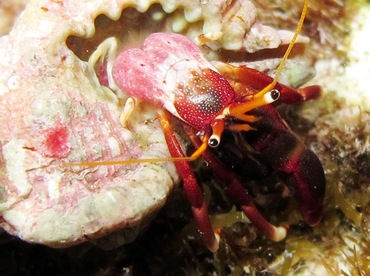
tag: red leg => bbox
[157,110,219,252]
[185,126,287,242]
[214,62,321,103]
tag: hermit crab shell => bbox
[0,0,180,247]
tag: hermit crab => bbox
[0,0,325,253]
[71,1,326,251]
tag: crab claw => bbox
[245,105,326,226]
[282,145,326,226]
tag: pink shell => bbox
[0,1,178,247]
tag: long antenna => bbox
[64,156,194,167]
[254,0,309,98]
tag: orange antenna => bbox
[65,111,207,167]
[254,0,309,98]
[64,156,194,167]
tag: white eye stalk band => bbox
[208,135,220,148]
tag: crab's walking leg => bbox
[157,110,219,252]
[185,126,287,242]
[213,62,322,104]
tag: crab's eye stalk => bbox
[208,119,225,148]
[208,135,220,148]
[265,89,280,103]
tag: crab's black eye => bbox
[269,89,280,101]
[208,136,220,148]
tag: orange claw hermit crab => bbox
[74,0,326,251]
